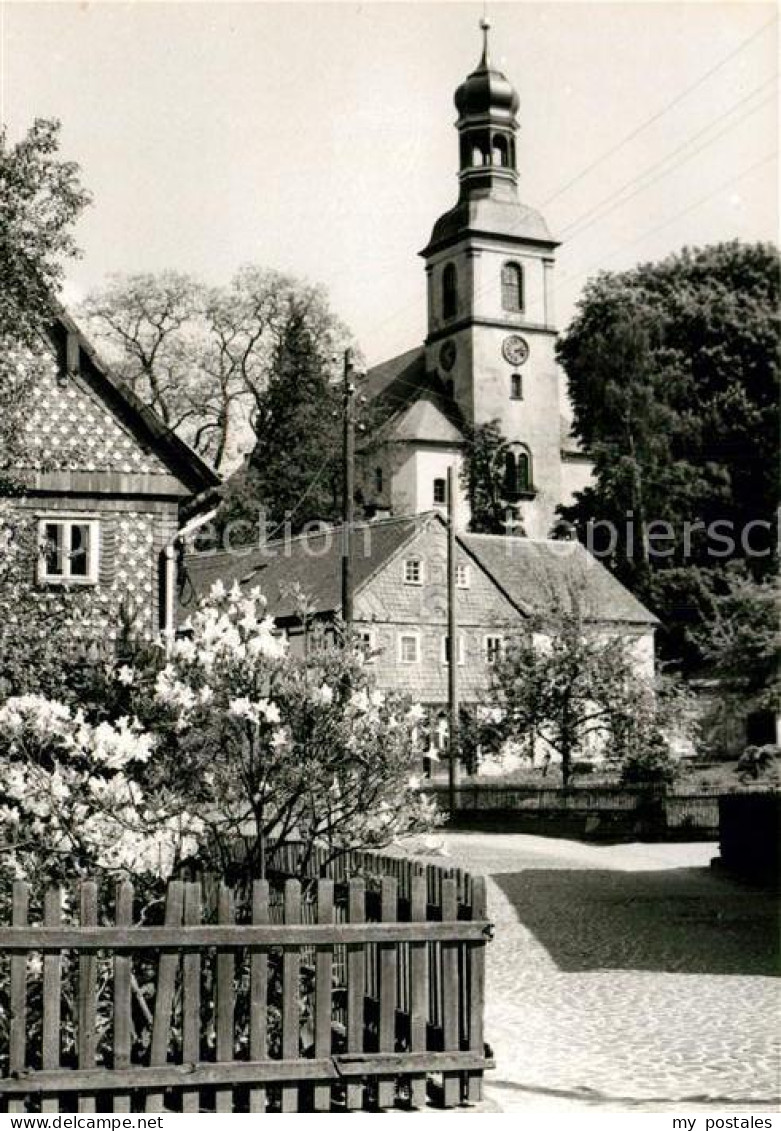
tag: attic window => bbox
[404,558,424,585]
[456,563,470,589]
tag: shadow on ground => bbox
[493,866,779,976]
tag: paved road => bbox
[436,833,780,1114]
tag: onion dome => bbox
[454,19,520,122]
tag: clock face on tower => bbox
[502,334,529,366]
[439,339,457,372]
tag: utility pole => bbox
[446,464,459,817]
[341,347,356,630]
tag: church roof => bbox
[363,346,427,412]
[423,190,557,257]
[362,346,467,448]
[389,396,465,445]
[460,534,658,625]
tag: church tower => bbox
[420,20,566,537]
[361,21,591,535]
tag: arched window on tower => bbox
[492,134,509,167]
[502,444,533,500]
[501,261,524,313]
[442,263,458,320]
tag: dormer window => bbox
[404,558,424,585]
[442,263,458,320]
[501,261,524,313]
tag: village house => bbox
[8,311,220,638]
[178,511,658,757]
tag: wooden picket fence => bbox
[0,868,492,1113]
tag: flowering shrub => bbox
[121,580,441,877]
[0,578,439,887]
[0,693,203,885]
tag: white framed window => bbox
[403,558,424,586]
[455,563,471,589]
[398,632,421,664]
[441,634,466,666]
[38,517,99,585]
[484,635,505,664]
[356,629,377,662]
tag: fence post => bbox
[466,874,487,1103]
[8,882,29,1115]
[78,881,98,1113]
[377,876,398,1110]
[409,871,429,1109]
[281,879,302,1112]
[146,880,185,1113]
[113,880,134,1113]
[441,878,461,1108]
[249,879,270,1114]
[314,879,334,1111]
[182,883,202,1113]
[42,887,62,1113]
[346,877,366,1110]
[215,883,236,1112]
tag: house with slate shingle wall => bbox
[179,512,657,709]
[8,312,219,638]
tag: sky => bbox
[1,0,778,366]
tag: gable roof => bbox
[178,513,428,622]
[179,510,657,628]
[52,310,221,496]
[460,534,658,625]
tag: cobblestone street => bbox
[438,833,780,1114]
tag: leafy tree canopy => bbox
[479,605,687,787]
[0,119,90,484]
[81,266,352,476]
[556,241,779,669]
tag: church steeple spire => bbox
[479,15,491,68]
[454,20,520,200]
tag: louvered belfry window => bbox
[501,261,524,312]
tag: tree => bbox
[0,118,90,486]
[557,241,780,668]
[479,607,679,786]
[220,302,345,535]
[460,420,509,534]
[693,564,780,730]
[81,266,351,474]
